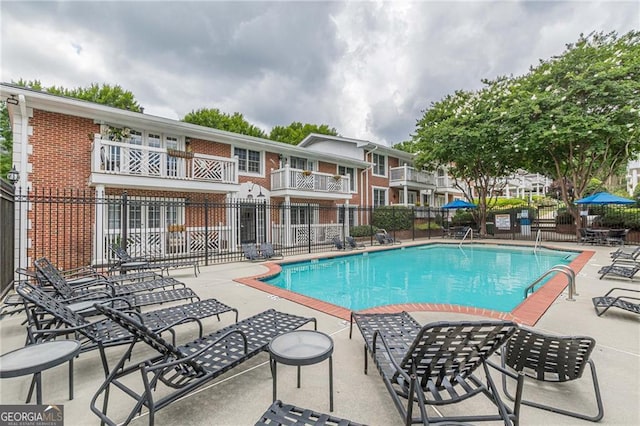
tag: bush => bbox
[555,210,575,225]
[349,225,379,237]
[415,222,443,231]
[451,211,476,226]
[371,206,413,231]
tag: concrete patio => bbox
[0,240,638,425]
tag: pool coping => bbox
[234,242,595,326]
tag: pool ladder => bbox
[458,227,473,248]
[524,264,577,301]
[533,229,542,253]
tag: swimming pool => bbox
[262,244,578,312]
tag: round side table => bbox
[268,330,334,412]
[0,340,82,404]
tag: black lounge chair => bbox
[90,306,316,426]
[493,327,603,422]
[375,229,400,245]
[345,236,365,249]
[34,258,197,309]
[260,242,284,259]
[255,400,364,426]
[332,236,346,250]
[350,311,521,425]
[243,243,267,261]
[579,228,600,245]
[33,257,160,285]
[110,244,200,277]
[15,281,237,379]
[597,263,640,280]
[610,246,640,263]
[592,287,640,317]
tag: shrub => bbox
[371,206,413,231]
[555,210,575,225]
[349,225,379,237]
[415,222,443,230]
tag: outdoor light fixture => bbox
[247,182,265,199]
[7,165,19,184]
[6,95,18,106]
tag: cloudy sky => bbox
[1,1,638,145]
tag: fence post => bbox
[204,199,209,266]
[307,203,312,254]
[121,192,128,251]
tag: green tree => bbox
[182,108,267,138]
[412,78,523,235]
[506,30,640,232]
[392,140,419,153]
[1,80,143,178]
[269,122,338,145]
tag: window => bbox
[372,153,386,176]
[290,156,314,171]
[165,136,179,177]
[399,191,418,204]
[338,166,356,192]
[235,147,261,174]
[373,188,387,207]
[338,205,357,227]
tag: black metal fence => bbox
[1,180,15,292]
[8,188,640,273]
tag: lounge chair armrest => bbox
[486,357,520,380]
[60,290,115,303]
[155,316,204,338]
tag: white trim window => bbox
[290,156,314,171]
[234,147,262,174]
[338,204,358,227]
[373,187,387,207]
[337,166,356,192]
[372,153,386,177]
[399,191,418,205]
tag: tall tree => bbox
[1,80,143,178]
[182,108,267,138]
[506,30,640,231]
[412,78,522,235]
[269,122,338,145]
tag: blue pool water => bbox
[262,244,578,312]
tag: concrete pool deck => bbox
[0,239,638,425]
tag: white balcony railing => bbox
[270,166,351,194]
[93,137,237,183]
[390,165,436,186]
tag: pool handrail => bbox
[525,264,577,301]
[534,229,542,253]
[458,227,473,248]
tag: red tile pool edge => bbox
[234,247,594,326]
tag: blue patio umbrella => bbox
[574,191,634,205]
[441,199,477,209]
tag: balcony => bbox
[90,136,239,192]
[389,165,436,190]
[270,166,352,200]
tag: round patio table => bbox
[268,330,334,411]
[0,340,81,404]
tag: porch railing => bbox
[92,136,237,183]
[270,166,351,194]
[390,166,435,186]
[272,223,344,246]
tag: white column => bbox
[93,185,106,265]
[284,195,292,246]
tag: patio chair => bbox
[579,228,599,245]
[592,287,640,317]
[374,230,397,245]
[109,244,201,277]
[331,236,346,250]
[33,257,160,286]
[345,236,365,249]
[34,258,198,308]
[350,312,521,426]
[15,281,238,394]
[492,327,603,422]
[255,400,364,426]
[597,263,640,280]
[605,229,628,246]
[610,245,640,263]
[89,305,317,426]
[243,243,267,261]
[260,242,284,259]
